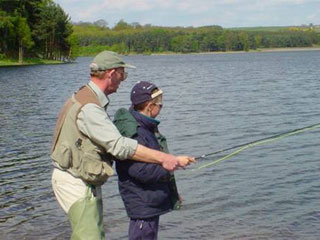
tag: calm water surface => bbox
[1,51,320,239]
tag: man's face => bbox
[107,67,127,94]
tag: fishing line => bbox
[195,122,320,170]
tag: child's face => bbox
[150,95,163,118]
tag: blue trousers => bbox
[128,216,160,240]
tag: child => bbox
[114,81,181,240]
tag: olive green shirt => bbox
[77,81,138,160]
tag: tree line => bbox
[1,1,319,63]
[0,0,75,64]
[74,20,320,55]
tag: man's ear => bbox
[104,69,116,78]
[106,69,115,78]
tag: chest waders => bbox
[68,185,104,240]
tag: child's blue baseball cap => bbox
[130,81,163,105]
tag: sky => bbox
[53,0,320,28]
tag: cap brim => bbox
[122,63,136,69]
[151,89,163,99]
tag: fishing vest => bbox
[50,85,114,186]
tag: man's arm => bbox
[131,144,178,171]
[77,104,195,171]
[132,145,195,171]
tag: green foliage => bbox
[239,32,249,51]
[33,1,73,60]
[0,57,62,66]
[254,35,263,48]
[1,0,319,61]
[113,19,133,31]
[73,23,319,55]
[15,16,34,49]
[170,35,197,53]
[67,34,79,60]
[78,44,111,56]
[0,10,15,54]
[110,42,128,54]
[0,0,74,62]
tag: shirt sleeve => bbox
[77,103,138,160]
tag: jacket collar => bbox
[130,109,160,132]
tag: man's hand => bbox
[161,154,180,171]
[131,145,195,171]
[177,155,196,169]
[161,155,196,171]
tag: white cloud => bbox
[55,0,79,3]
[100,0,152,11]
[177,0,209,13]
[306,13,318,22]
[252,0,316,8]
[154,0,174,8]
[71,0,152,20]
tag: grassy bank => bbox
[0,58,64,67]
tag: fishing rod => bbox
[195,122,320,170]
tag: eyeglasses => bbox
[154,103,163,109]
[116,70,128,80]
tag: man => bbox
[50,50,194,240]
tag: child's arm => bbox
[128,161,170,183]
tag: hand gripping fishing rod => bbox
[195,122,320,170]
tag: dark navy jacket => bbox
[113,108,172,219]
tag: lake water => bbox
[1,50,320,239]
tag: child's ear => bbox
[146,102,154,112]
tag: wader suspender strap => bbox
[50,85,101,154]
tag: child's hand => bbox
[179,194,183,205]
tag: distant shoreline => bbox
[150,47,320,56]
[1,47,319,66]
[253,47,320,52]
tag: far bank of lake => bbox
[1,46,320,67]
[150,47,320,56]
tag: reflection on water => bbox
[1,51,320,239]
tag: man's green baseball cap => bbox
[90,50,136,71]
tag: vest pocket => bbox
[56,142,72,169]
[80,152,114,186]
